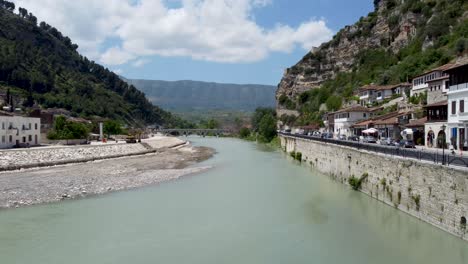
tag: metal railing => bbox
[279,132,468,168]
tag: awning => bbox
[401,128,413,137]
[362,128,378,134]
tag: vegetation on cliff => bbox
[0,1,191,128]
[277,0,468,126]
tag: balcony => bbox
[449,83,468,92]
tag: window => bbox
[28,135,32,142]
[9,135,12,143]
[29,123,31,129]
[1,122,4,130]
[452,101,457,115]
[461,100,465,113]
[22,137,26,143]
[363,113,367,118]
[35,123,38,130]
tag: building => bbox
[359,83,411,106]
[446,62,468,151]
[411,63,454,96]
[424,101,448,149]
[334,106,370,137]
[0,113,41,149]
[426,75,449,105]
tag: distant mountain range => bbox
[126,79,276,111]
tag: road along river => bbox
[0,137,467,264]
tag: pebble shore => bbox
[0,136,215,209]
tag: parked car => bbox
[348,135,359,142]
[321,132,333,139]
[402,140,416,148]
[313,131,321,137]
[363,136,377,143]
[379,137,394,146]
[338,134,347,140]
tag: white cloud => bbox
[12,0,333,65]
[100,46,135,65]
[132,59,150,67]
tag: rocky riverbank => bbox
[0,136,215,208]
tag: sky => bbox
[12,0,374,85]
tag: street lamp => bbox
[441,124,446,165]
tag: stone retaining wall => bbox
[0,137,186,171]
[280,135,468,241]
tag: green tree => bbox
[104,120,123,137]
[239,127,251,139]
[258,114,277,143]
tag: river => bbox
[0,137,467,264]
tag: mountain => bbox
[126,79,276,111]
[0,1,188,127]
[276,0,467,125]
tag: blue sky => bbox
[14,0,374,85]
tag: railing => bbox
[449,83,468,92]
[279,132,468,168]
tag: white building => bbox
[334,106,370,137]
[0,114,41,149]
[411,63,454,96]
[446,62,468,151]
[359,83,411,106]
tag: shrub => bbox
[349,173,369,191]
[295,152,302,162]
[239,127,251,139]
[412,194,421,211]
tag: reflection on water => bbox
[0,137,467,264]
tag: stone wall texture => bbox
[280,135,468,241]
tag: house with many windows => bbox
[411,63,454,96]
[0,113,41,149]
[334,106,371,137]
[446,62,468,151]
[359,83,411,106]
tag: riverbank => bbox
[0,136,215,208]
[280,135,468,241]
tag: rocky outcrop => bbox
[276,0,421,113]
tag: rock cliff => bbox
[276,0,467,118]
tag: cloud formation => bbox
[13,0,333,65]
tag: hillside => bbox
[0,2,188,128]
[276,0,467,126]
[126,79,276,111]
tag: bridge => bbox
[154,129,232,136]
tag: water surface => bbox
[0,137,467,264]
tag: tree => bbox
[251,107,277,143]
[104,120,123,137]
[239,127,251,139]
[47,116,90,140]
[258,114,277,143]
[252,107,276,132]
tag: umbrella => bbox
[363,128,378,134]
[401,128,413,137]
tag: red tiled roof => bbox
[351,119,374,128]
[413,63,457,78]
[335,105,370,113]
[424,101,448,108]
[406,117,427,127]
[359,83,412,92]
[444,61,468,72]
[426,75,449,83]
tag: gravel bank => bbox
[0,139,215,209]
[0,136,187,171]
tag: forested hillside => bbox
[277,0,468,126]
[126,79,276,111]
[0,1,189,128]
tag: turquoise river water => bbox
[0,137,467,264]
